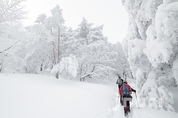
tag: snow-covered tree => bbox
[122,0,178,111]
[0,0,27,73]
[0,2,130,86]
[51,54,78,79]
[87,25,107,43]
[112,42,132,79]
[46,5,65,64]
[54,18,129,83]
[0,0,26,23]
[25,24,54,73]
[35,14,47,24]
[0,0,27,52]
[77,17,92,45]
[26,5,67,73]
[77,40,127,83]
[0,26,28,73]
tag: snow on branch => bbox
[0,40,20,53]
[80,65,96,81]
[0,0,26,23]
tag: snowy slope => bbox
[0,73,115,118]
[0,73,178,118]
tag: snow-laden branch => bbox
[0,40,20,54]
[0,0,26,23]
[80,65,96,81]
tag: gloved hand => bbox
[132,89,136,93]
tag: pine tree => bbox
[77,17,92,45]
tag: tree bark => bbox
[57,27,60,63]
[52,41,56,65]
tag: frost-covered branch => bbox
[80,65,96,81]
[0,40,20,53]
[0,0,26,23]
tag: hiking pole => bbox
[134,93,140,109]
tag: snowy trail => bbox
[103,95,178,118]
[97,79,178,118]
[0,73,178,118]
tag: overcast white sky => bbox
[23,0,129,44]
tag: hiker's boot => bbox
[128,108,130,113]
[124,107,128,116]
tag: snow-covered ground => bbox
[0,73,178,118]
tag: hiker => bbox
[116,75,123,89]
[119,81,136,116]
[116,75,124,105]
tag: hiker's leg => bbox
[124,106,128,116]
[127,101,129,107]
[123,97,127,107]
[123,97,129,116]
[127,101,130,112]
[120,95,123,105]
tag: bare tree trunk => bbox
[57,27,60,64]
[52,41,56,65]
[56,72,59,79]
[0,62,2,72]
[55,27,61,80]
[40,64,43,71]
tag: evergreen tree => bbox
[35,14,47,24]
[77,17,92,44]
[87,25,107,43]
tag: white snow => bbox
[0,73,178,118]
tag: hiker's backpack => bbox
[116,79,123,85]
[122,83,129,95]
